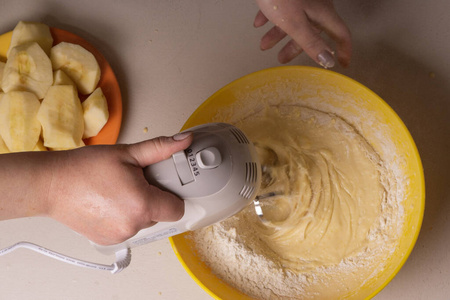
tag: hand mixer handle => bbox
[92,198,203,255]
[93,127,220,254]
[94,123,261,255]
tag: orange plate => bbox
[0,27,122,145]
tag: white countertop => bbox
[0,0,449,299]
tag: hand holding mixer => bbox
[0,123,272,273]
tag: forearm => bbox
[0,151,55,220]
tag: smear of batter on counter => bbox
[191,104,402,299]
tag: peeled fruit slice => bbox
[0,94,10,153]
[37,85,84,149]
[0,91,41,152]
[82,87,109,138]
[53,69,76,87]
[50,42,100,94]
[2,42,53,99]
[0,61,5,91]
[0,135,9,154]
[7,21,53,57]
[33,139,47,151]
[51,139,85,151]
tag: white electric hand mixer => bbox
[0,123,271,273]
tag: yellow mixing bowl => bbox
[169,66,425,299]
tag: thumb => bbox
[127,131,193,168]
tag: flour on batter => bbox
[191,105,401,299]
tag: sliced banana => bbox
[82,87,109,138]
[0,91,41,152]
[50,42,100,94]
[37,85,84,150]
[7,21,53,58]
[2,42,53,99]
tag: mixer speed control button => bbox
[196,147,222,169]
[173,151,195,185]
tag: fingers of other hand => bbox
[280,13,337,67]
[260,25,287,50]
[278,39,303,64]
[254,3,351,67]
[258,23,323,65]
[313,11,352,67]
[255,9,334,65]
[254,10,269,27]
[303,1,351,67]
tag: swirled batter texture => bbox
[248,105,385,268]
[192,105,399,299]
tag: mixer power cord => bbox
[0,241,131,274]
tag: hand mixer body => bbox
[95,123,261,255]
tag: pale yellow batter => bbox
[241,105,386,269]
[193,104,399,299]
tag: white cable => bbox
[0,241,131,274]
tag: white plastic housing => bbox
[95,123,261,254]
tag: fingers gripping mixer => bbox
[96,123,262,254]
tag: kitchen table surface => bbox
[0,0,448,299]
